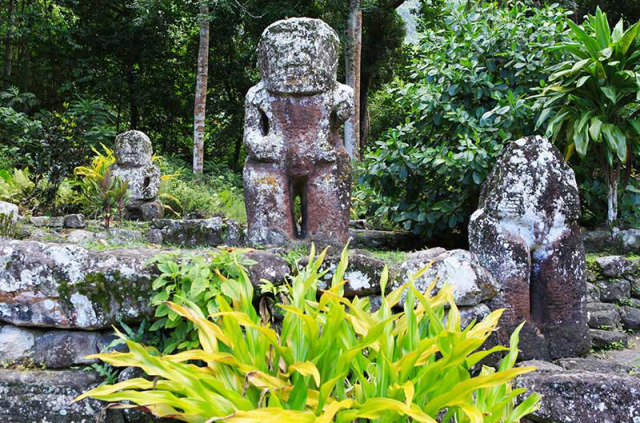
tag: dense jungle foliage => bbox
[3,0,640,243]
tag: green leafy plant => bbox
[0,107,42,170]
[149,249,257,353]
[358,2,569,239]
[536,7,640,227]
[157,156,246,222]
[74,144,129,228]
[0,86,39,113]
[0,168,35,204]
[78,246,540,423]
[0,212,18,238]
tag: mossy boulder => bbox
[0,240,159,329]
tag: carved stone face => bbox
[258,18,339,94]
[114,130,153,167]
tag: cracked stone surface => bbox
[395,248,498,307]
[516,359,640,423]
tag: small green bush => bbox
[148,249,257,353]
[358,2,570,238]
[158,157,246,222]
[78,246,541,423]
[74,145,129,227]
[0,107,42,170]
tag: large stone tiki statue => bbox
[243,18,355,246]
[110,130,163,221]
[469,136,590,360]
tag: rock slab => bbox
[148,218,244,247]
[396,248,498,307]
[517,368,640,423]
[0,240,159,329]
[0,201,19,222]
[0,369,122,423]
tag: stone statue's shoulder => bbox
[246,82,269,106]
[331,83,355,122]
[333,83,354,102]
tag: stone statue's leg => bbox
[305,154,352,245]
[532,222,590,359]
[243,160,294,245]
[469,211,547,358]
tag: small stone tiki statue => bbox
[243,18,355,246]
[110,130,163,221]
[469,136,590,360]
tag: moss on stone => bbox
[55,270,149,318]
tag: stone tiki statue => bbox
[469,136,590,360]
[243,18,355,246]
[110,130,163,221]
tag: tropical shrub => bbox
[358,2,570,239]
[0,168,36,204]
[0,95,116,208]
[158,157,246,222]
[0,167,80,215]
[148,249,257,353]
[78,246,541,423]
[0,86,39,113]
[0,107,42,170]
[74,145,129,227]
[536,7,640,227]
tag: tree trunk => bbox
[3,0,16,85]
[193,0,210,175]
[344,0,362,160]
[606,163,621,227]
[127,60,139,129]
[359,74,371,154]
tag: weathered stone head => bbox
[469,136,589,360]
[257,18,340,94]
[114,130,153,167]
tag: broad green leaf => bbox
[567,20,601,58]
[289,362,321,387]
[589,116,603,142]
[602,124,627,161]
[594,7,611,48]
[618,21,640,54]
[600,86,617,104]
[535,108,553,130]
[573,119,588,157]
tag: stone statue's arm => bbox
[243,85,283,163]
[316,83,355,162]
[142,165,161,199]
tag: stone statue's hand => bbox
[245,132,284,163]
[316,138,338,163]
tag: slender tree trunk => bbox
[127,60,139,129]
[193,0,210,175]
[3,0,16,85]
[359,74,372,154]
[606,163,621,227]
[344,0,362,160]
[22,0,32,92]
